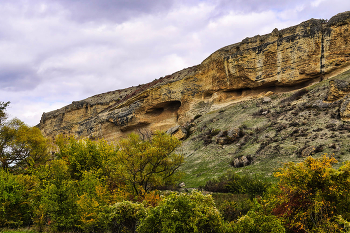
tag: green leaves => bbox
[0,101,9,125]
[229,211,285,233]
[0,118,50,171]
[55,136,117,180]
[272,155,350,232]
[0,169,37,228]
[107,201,147,233]
[54,132,183,197]
[113,132,183,196]
[138,191,224,233]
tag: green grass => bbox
[1,230,41,233]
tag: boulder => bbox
[340,96,350,121]
[231,155,253,168]
[173,127,188,140]
[300,146,316,157]
[262,97,272,104]
[326,79,350,102]
[166,125,188,140]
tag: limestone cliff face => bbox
[38,11,350,141]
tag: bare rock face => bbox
[38,11,350,142]
[340,96,350,120]
[325,79,350,121]
[326,80,350,101]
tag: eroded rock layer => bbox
[38,11,350,141]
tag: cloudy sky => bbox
[1,0,349,126]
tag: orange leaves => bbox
[272,154,350,232]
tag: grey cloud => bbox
[0,67,40,92]
[212,0,307,13]
[213,0,350,22]
[45,0,177,22]
[295,0,350,21]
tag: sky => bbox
[1,0,349,126]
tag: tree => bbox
[0,169,38,228]
[55,135,117,180]
[0,101,10,125]
[113,132,184,196]
[32,159,80,232]
[0,116,50,171]
[272,155,350,232]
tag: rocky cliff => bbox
[38,11,350,141]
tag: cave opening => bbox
[145,101,181,116]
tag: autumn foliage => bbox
[3,104,350,232]
[272,155,350,232]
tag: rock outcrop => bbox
[38,11,350,141]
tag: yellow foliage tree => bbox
[0,118,50,172]
[112,132,183,196]
[273,155,350,232]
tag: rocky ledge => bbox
[38,11,350,142]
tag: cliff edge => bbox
[38,11,350,141]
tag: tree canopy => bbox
[0,103,50,172]
[113,132,183,196]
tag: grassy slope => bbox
[178,69,350,188]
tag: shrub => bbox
[138,191,224,233]
[32,160,80,232]
[272,155,350,232]
[204,172,270,198]
[75,171,116,232]
[279,88,308,104]
[106,201,147,233]
[0,170,37,228]
[55,136,117,180]
[227,210,285,233]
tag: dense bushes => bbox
[107,201,147,233]
[138,191,224,233]
[0,170,36,228]
[227,210,285,233]
[0,132,184,232]
[3,113,350,233]
[272,155,350,232]
[203,172,270,198]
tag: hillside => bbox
[178,68,350,187]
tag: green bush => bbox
[55,136,117,180]
[31,160,116,232]
[106,201,146,233]
[33,160,79,232]
[226,211,285,233]
[272,155,350,232]
[218,199,254,222]
[204,172,270,198]
[138,191,224,233]
[0,170,36,228]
